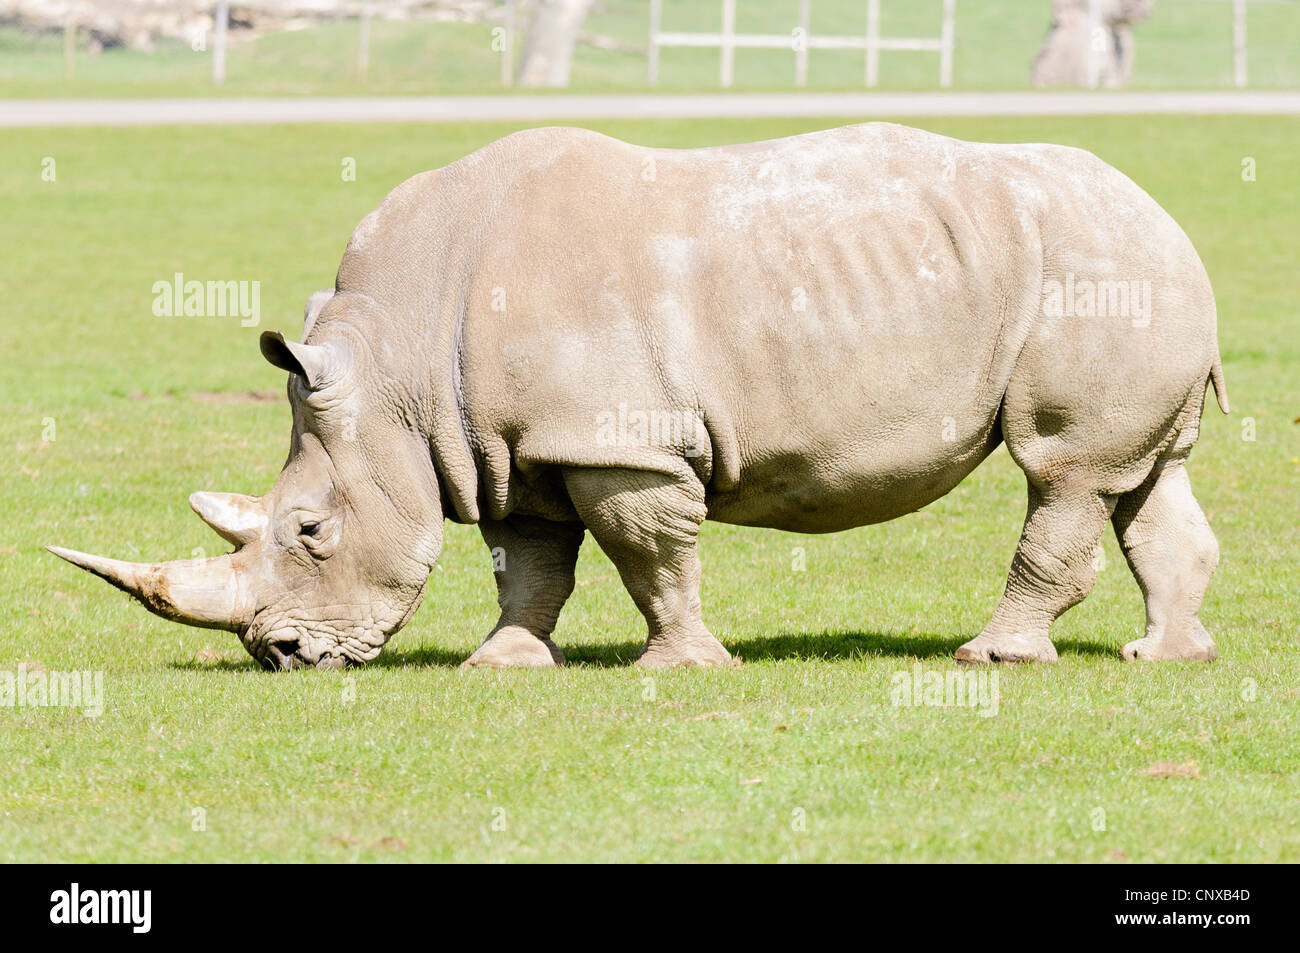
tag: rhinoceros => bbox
[51,122,1228,670]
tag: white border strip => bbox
[3,92,1299,127]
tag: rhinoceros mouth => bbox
[259,637,354,672]
[243,608,391,671]
[247,636,348,671]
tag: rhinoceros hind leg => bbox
[462,515,584,669]
[564,467,733,669]
[956,485,1112,664]
[1112,463,1219,662]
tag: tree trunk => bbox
[516,0,595,88]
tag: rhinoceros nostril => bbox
[266,638,301,670]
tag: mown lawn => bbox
[1,0,1297,97]
[0,114,1296,861]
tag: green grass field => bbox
[1,113,1297,862]
[2,0,1297,97]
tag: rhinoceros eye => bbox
[294,514,336,558]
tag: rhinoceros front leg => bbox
[462,515,584,669]
[956,485,1112,664]
[563,468,732,669]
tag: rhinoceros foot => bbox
[1121,619,1218,662]
[954,633,1058,665]
[461,626,564,669]
[636,633,735,670]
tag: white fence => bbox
[648,0,957,89]
[46,0,1287,91]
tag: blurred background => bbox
[1,0,1296,98]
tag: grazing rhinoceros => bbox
[51,123,1228,670]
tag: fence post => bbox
[1233,0,1247,88]
[939,0,955,88]
[358,3,371,83]
[213,0,228,85]
[648,0,661,86]
[721,0,735,88]
[795,0,810,87]
[866,0,879,87]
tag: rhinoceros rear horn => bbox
[45,547,247,631]
[189,491,267,547]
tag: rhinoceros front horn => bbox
[46,546,250,631]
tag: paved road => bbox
[3,91,1299,126]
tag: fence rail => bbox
[649,0,956,89]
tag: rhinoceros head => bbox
[50,292,445,670]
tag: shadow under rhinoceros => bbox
[169,629,1115,672]
[729,630,1115,662]
[372,629,1117,668]
[169,657,264,673]
[373,642,648,669]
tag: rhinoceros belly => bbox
[697,323,1008,533]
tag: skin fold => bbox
[52,123,1228,669]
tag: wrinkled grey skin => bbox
[52,123,1228,670]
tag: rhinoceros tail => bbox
[1209,354,1229,415]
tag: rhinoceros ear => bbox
[259,330,339,390]
[302,289,334,340]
